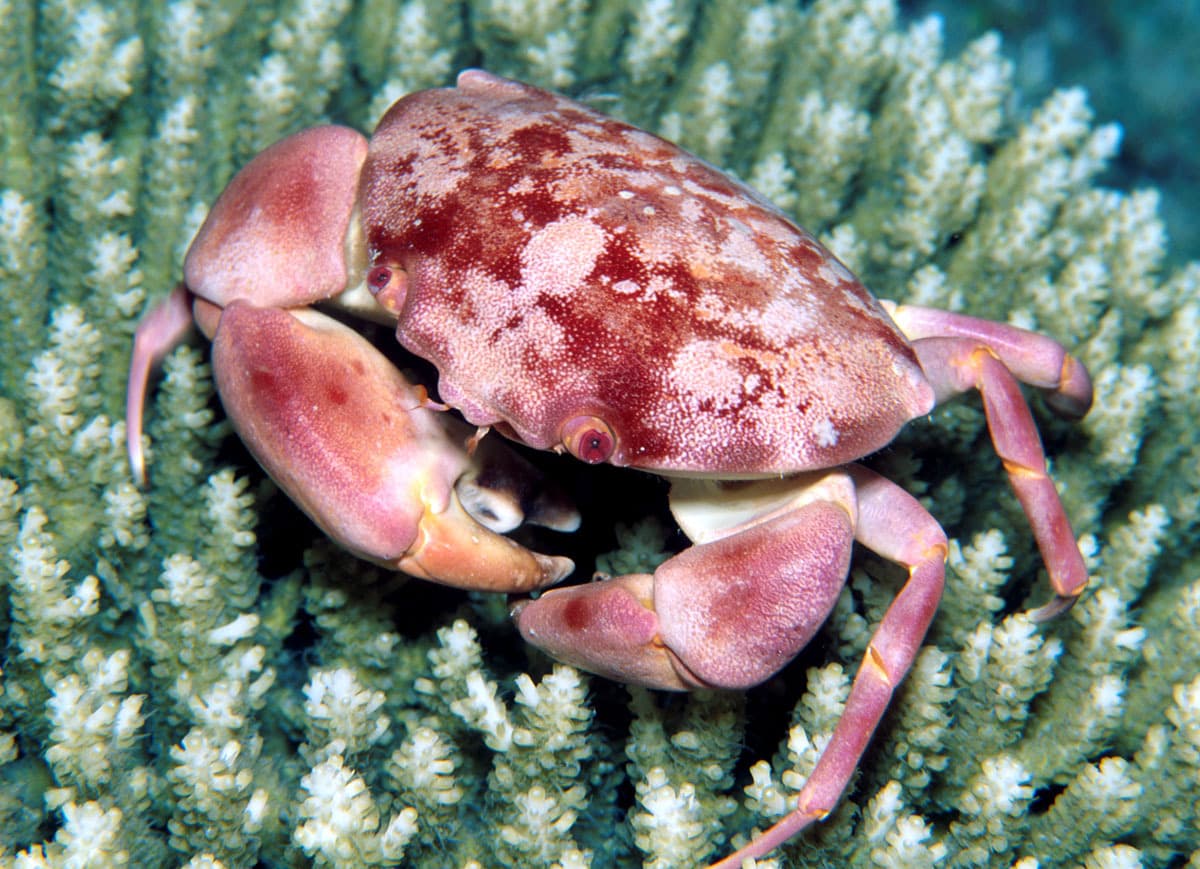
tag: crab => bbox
[126,70,1093,866]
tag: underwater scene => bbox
[0,0,1197,866]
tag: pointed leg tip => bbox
[1028,591,1081,622]
[129,446,146,488]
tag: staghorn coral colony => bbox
[1,0,1198,866]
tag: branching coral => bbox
[0,0,1197,866]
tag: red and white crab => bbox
[127,70,1092,866]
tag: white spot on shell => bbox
[813,417,839,447]
[818,258,855,285]
[669,340,747,413]
[757,296,816,343]
[521,216,606,297]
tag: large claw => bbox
[212,300,573,592]
[513,475,857,690]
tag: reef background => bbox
[904,0,1200,264]
[1,0,1197,866]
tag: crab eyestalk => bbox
[560,415,617,464]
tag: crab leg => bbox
[882,303,1090,617]
[881,302,1093,419]
[711,466,947,868]
[126,284,195,485]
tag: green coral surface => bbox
[1,0,1198,866]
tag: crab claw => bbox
[514,475,856,690]
[211,299,573,592]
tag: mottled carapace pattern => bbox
[361,70,933,475]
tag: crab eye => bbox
[366,263,408,313]
[562,415,616,464]
[367,265,392,294]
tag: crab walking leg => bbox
[881,301,1093,419]
[210,299,572,592]
[125,284,195,485]
[909,333,1089,619]
[711,467,946,869]
[882,302,1091,617]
